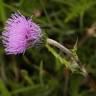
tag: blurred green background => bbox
[0,0,96,96]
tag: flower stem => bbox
[47,38,88,77]
[47,38,73,57]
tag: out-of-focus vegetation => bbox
[0,0,96,96]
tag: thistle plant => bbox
[1,12,89,77]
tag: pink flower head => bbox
[2,12,43,54]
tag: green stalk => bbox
[0,0,6,23]
[46,38,88,77]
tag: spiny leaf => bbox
[46,44,69,68]
[65,0,96,22]
[11,79,57,96]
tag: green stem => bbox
[47,38,72,57]
[79,11,84,31]
[46,38,88,77]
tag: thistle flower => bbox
[2,12,43,54]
